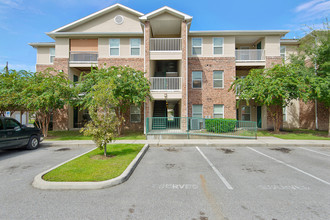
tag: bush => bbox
[205,118,237,133]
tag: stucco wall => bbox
[98,37,144,58]
[188,36,235,57]
[37,47,54,64]
[55,38,70,58]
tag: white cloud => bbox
[0,0,23,10]
[294,0,330,21]
[295,0,325,12]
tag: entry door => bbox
[257,106,262,128]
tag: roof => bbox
[189,30,290,36]
[29,42,55,48]
[280,39,300,45]
[139,6,192,21]
[49,3,144,34]
[46,32,144,38]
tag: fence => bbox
[70,51,98,63]
[150,38,182,51]
[146,117,257,139]
[150,77,182,91]
[235,49,265,61]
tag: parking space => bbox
[0,145,329,219]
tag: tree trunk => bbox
[104,143,107,157]
[270,105,282,133]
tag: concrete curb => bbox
[32,144,149,190]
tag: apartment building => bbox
[29,3,328,133]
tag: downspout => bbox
[140,21,146,135]
[186,21,191,122]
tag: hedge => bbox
[205,118,237,133]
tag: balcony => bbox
[149,38,182,60]
[235,49,265,66]
[150,77,182,100]
[69,51,98,65]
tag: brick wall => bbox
[122,104,145,132]
[98,58,144,71]
[300,100,329,131]
[36,64,54,72]
[187,57,236,118]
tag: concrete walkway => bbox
[42,137,330,147]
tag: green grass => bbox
[43,144,144,182]
[257,129,330,140]
[46,130,145,141]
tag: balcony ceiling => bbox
[150,19,181,36]
[235,36,262,44]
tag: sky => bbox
[0,0,329,72]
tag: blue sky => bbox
[0,0,329,72]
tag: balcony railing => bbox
[150,77,182,91]
[70,51,98,63]
[235,49,265,61]
[150,38,182,51]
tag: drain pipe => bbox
[140,21,147,135]
[186,21,191,128]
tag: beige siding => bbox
[283,99,300,129]
[282,44,299,63]
[55,38,70,58]
[67,9,142,33]
[265,36,280,56]
[70,39,98,51]
[98,37,144,58]
[37,47,53,64]
[188,36,235,57]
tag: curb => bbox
[32,144,149,190]
[151,143,330,147]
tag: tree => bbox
[22,68,73,137]
[230,64,310,133]
[81,78,119,157]
[77,66,151,135]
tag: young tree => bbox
[77,66,151,135]
[81,78,119,157]
[230,64,310,133]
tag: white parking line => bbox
[247,147,330,186]
[299,147,330,157]
[196,147,233,190]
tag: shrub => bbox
[205,118,237,133]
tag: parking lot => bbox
[0,145,329,219]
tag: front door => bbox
[257,106,262,128]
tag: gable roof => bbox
[139,6,192,21]
[49,3,144,33]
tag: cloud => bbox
[0,63,35,72]
[294,0,330,21]
[0,0,23,10]
[295,0,325,12]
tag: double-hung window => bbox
[110,39,120,56]
[192,38,202,55]
[280,46,286,60]
[192,105,203,118]
[130,38,140,56]
[213,105,224,118]
[241,106,251,121]
[130,105,141,123]
[283,107,287,122]
[213,37,224,55]
[192,71,202,88]
[50,48,55,63]
[213,70,224,88]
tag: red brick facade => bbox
[98,58,144,71]
[300,100,329,130]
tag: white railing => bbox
[150,77,182,91]
[70,51,98,63]
[150,38,182,51]
[235,49,265,61]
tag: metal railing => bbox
[150,38,182,51]
[150,77,182,91]
[235,49,265,61]
[146,117,257,139]
[70,51,98,63]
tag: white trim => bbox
[280,45,286,60]
[50,4,144,33]
[213,104,224,119]
[212,37,224,55]
[191,37,202,56]
[192,104,203,118]
[49,48,55,64]
[130,38,141,56]
[139,6,192,21]
[109,38,120,56]
[192,71,202,89]
[189,30,289,36]
[213,70,224,88]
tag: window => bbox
[192,38,202,55]
[213,37,224,55]
[50,48,55,63]
[214,105,224,118]
[241,106,251,121]
[213,70,224,88]
[192,71,202,88]
[110,39,120,56]
[192,105,203,118]
[5,119,20,130]
[130,105,141,123]
[73,75,79,82]
[130,39,141,56]
[280,46,286,60]
[283,107,287,122]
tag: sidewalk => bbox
[42,137,330,147]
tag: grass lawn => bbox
[257,129,330,140]
[43,144,144,182]
[46,130,145,141]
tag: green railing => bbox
[146,117,257,139]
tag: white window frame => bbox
[130,38,141,56]
[213,70,224,88]
[192,71,202,89]
[192,38,202,55]
[50,48,55,63]
[213,104,224,118]
[213,37,224,55]
[283,107,287,122]
[280,46,286,60]
[241,106,251,121]
[130,105,141,123]
[110,39,120,56]
[192,105,203,118]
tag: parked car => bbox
[0,117,43,150]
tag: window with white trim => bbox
[110,39,120,56]
[213,37,224,55]
[283,107,287,122]
[280,46,286,60]
[213,105,224,118]
[50,48,55,63]
[213,70,224,88]
[130,105,141,123]
[192,105,203,118]
[130,38,140,56]
[241,106,251,121]
[192,71,202,88]
[192,38,202,55]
